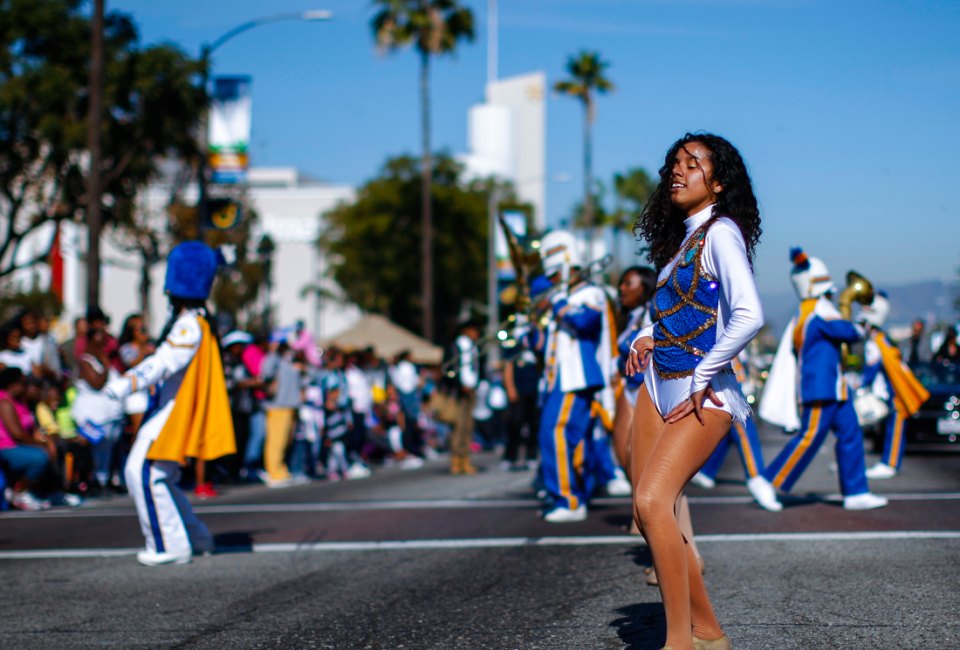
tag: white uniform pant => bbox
[124,402,212,555]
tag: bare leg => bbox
[633,399,730,650]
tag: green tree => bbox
[371,0,475,342]
[320,154,517,341]
[0,0,205,287]
[611,167,656,231]
[554,51,614,248]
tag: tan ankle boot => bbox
[450,455,463,475]
[461,457,478,475]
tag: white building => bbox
[5,167,361,340]
[460,72,547,229]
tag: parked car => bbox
[869,362,960,452]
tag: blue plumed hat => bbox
[164,241,220,300]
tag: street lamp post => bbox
[85,0,105,310]
[196,10,333,231]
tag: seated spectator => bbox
[17,309,62,381]
[0,368,55,510]
[117,313,155,435]
[0,320,33,376]
[59,317,87,380]
[381,383,423,469]
[389,350,421,420]
[72,325,125,494]
[35,381,91,498]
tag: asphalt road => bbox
[2,423,959,649]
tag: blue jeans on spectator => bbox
[0,445,50,483]
[244,409,267,471]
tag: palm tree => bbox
[371,0,475,342]
[554,51,614,250]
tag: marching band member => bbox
[760,248,887,510]
[691,355,783,512]
[105,242,235,565]
[859,292,929,479]
[520,230,614,523]
[626,133,764,650]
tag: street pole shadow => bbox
[778,492,827,508]
[610,602,666,650]
[212,531,261,553]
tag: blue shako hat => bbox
[164,241,220,300]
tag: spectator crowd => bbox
[0,306,534,512]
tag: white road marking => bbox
[4,491,960,520]
[1,530,958,560]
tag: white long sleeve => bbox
[106,313,200,400]
[689,218,764,393]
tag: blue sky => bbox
[114,0,960,296]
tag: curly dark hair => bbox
[635,133,761,269]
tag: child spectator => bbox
[323,376,353,480]
[291,371,324,479]
[35,382,90,499]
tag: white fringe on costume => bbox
[643,364,753,425]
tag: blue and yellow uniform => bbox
[698,358,766,482]
[863,328,929,471]
[527,279,612,513]
[763,296,870,496]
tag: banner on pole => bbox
[208,76,252,184]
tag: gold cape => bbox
[146,316,236,465]
[874,332,929,417]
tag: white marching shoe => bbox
[866,463,897,479]
[746,476,783,512]
[843,492,889,510]
[137,549,192,566]
[606,470,632,497]
[543,505,587,523]
[690,472,716,489]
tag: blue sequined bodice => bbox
[651,223,720,379]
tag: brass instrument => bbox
[441,252,614,373]
[837,270,874,368]
[498,253,614,350]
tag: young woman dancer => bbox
[626,133,764,650]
